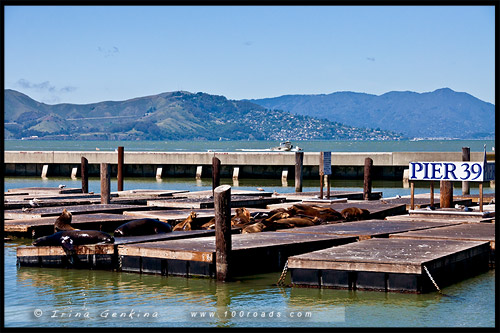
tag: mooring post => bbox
[479,182,484,212]
[325,174,331,199]
[462,147,470,195]
[100,163,111,204]
[212,156,221,195]
[214,185,232,282]
[295,151,303,193]
[117,146,124,191]
[81,157,89,193]
[440,180,453,208]
[319,152,324,199]
[363,157,373,200]
[430,180,435,209]
[410,181,415,210]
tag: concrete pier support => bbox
[156,167,163,179]
[71,167,78,179]
[232,167,239,181]
[196,166,203,180]
[41,165,48,178]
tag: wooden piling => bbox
[430,181,434,209]
[295,151,303,193]
[440,180,453,208]
[100,163,111,204]
[364,157,373,200]
[325,175,331,199]
[410,181,415,210]
[212,157,221,194]
[214,185,232,282]
[479,183,483,212]
[81,157,89,193]
[462,147,470,195]
[117,146,124,191]
[319,153,324,199]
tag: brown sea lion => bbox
[231,207,252,227]
[273,216,319,228]
[54,209,78,233]
[287,204,342,222]
[114,219,172,237]
[340,207,370,221]
[242,222,266,234]
[173,211,197,231]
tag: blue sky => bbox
[4,5,495,105]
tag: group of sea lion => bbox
[32,203,370,249]
[170,204,370,234]
[33,209,173,250]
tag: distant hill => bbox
[4,89,403,141]
[250,88,495,139]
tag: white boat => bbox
[271,141,302,152]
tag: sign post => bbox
[409,151,495,211]
[319,152,332,199]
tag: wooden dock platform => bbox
[118,232,358,277]
[288,238,490,293]
[16,230,228,269]
[4,203,167,220]
[390,223,495,266]
[382,196,473,210]
[276,219,459,240]
[4,213,136,237]
[146,195,285,209]
[282,191,382,201]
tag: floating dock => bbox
[117,232,357,277]
[390,223,495,266]
[4,213,136,237]
[16,229,236,269]
[276,219,459,240]
[146,195,285,209]
[3,203,166,220]
[288,238,490,293]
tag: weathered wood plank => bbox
[282,191,383,201]
[389,223,495,249]
[4,213,137,236]
[7,187,82,195]
[288,238,489,274]
[276,219,457,239]
[146,196,285,209]
[4,204,166,219]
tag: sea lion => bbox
[201,208,254,230]
[54,209,78,233]
[287,204,342,222]
[33,230,114,251]
[242,222,266,234]
[173,211,197,231]
[272,216,318,229]
[113,218,173,237]
[231,207,252,227]
[340,207,370,221]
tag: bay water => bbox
[3,139,496,328]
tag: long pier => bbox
[4,151,494,180]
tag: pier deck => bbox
[390,223,495,266]
[4,213,136,237]
[16,230,229,269]
[4,203,167,220]
[276,219,459,240]
[118,232,357,277]
[288,238,490,293]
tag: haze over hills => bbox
[4,89,402,141]
[250,88,495,139]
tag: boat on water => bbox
[271,141,302,152]
[236,141,303,152]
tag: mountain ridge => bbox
[4,89,403,141]
[250,88,494,139]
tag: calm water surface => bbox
[3,139,496,328]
